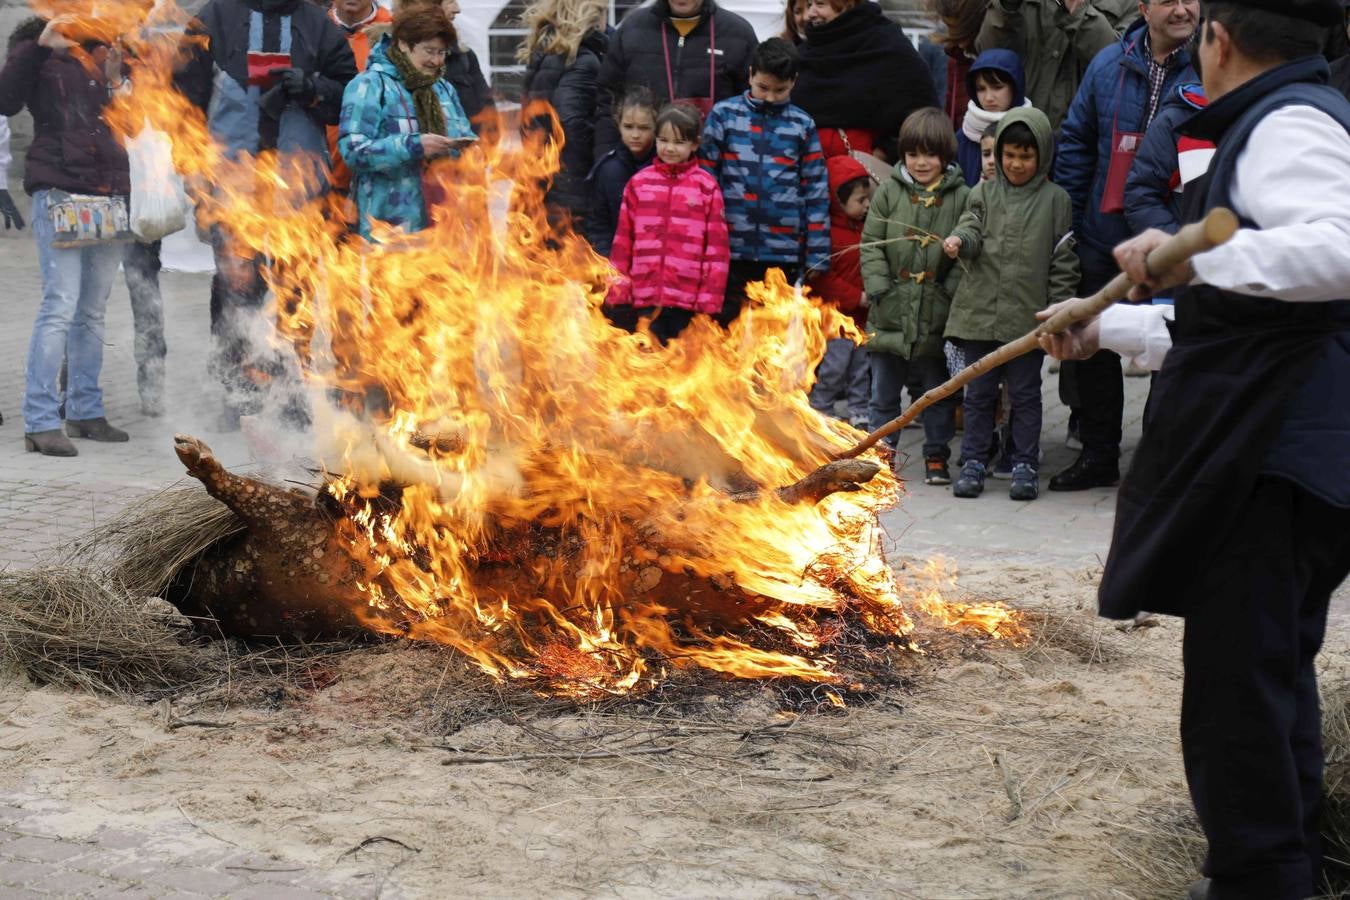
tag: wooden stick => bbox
[834,208,1239,460]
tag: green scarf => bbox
[387,43,447,137]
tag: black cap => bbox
[1215,0,1343,26]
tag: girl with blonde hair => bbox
[519,0,609,227]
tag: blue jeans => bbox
[23,190,122,433]
[810,338,870,422]
[868,351,955,459]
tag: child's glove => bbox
[942,236,962,259]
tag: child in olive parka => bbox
[860,108,971,486]
[942,106,1079,502]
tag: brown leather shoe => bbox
[24,429,78,456]
[66,417,129,442]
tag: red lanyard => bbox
[660,14,716,108]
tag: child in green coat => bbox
[860,108,971,485]
[941,107,1080,501]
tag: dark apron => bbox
[1097,314,1327,619]
[1097,58,1350,619]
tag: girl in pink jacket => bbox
[607,103,730,343]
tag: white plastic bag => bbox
[127,122,187,242]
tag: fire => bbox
[98,4,1016,696]
[907,558,1024,640]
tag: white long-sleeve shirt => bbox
[1100,103,1350,369]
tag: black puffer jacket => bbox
[524,28,607,214]
[0,18,130,197]
[446,45,497,136]
[592,0,756,162]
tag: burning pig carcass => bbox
[84,5,1016,698]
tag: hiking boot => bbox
[1048,453,1120,492]
[924,456,951,485]
[66,417,129,442]
[1009,463,1039,501]
[24,429,78,456]
[952,460,986,498]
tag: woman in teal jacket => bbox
[338,5,476,239]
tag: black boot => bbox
[1048,452,1120,491]
[66,417,130,442]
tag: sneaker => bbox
[1009,463,1039,501]
[849,416,870,431]
[952,460,986,498]
[924,456,951,485]
[990,450,1014,480]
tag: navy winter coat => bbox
[585,144,652,256]
[1123,81,1205,236]
[523,29,608,216]
[955,49,1026,186]
[1052,20,1195,258]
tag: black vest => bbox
[1098,57,1350,619]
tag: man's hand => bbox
[0,190,25,230]
[37,16,75,50]
[1036,298,1102,361]
[943,235,962,259]
[1114,228,1196,302]
[278,68,317,105]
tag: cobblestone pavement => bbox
[0,228,1157,897]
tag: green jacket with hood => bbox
[859,163,970,360]
[944,107,1080,344]
[976,0,1117,132]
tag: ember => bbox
[102,3,1018,698]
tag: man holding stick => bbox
[1039,1,1350,895]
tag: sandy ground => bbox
[10,559,1343,899]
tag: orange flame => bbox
[98,4,1015,696]
[905,558,1024,641]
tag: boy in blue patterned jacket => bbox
[700,37,830,326]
